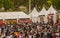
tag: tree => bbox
[12,0,28,11]
[0,0,3,9]
[0,0,60,12]
[52,0,60,10]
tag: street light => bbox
[29,0,31,13]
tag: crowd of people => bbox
[0,20,60,38]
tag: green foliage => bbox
[0,0,60,13]
[52,0,60,10]
[0,0,3,8]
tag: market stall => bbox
[17,12,31,23]
[39,7,47,23]
[48,5,57,24]
[29,7,39,23]
[18,18,31,23]
[5,19,17,24]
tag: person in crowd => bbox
[47,30,53,38]
[0,20,60,38]
[52,31,56,38]
[44,28,47,38]
[18,31,25,38]
[35,32,40,38]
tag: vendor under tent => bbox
[0,20,4,25]
[0,13,5,26]
[5,19,17,24]
[56,10,60,23]
[3,12,17,24]
[0,15,4,27]
[29,7,39,23]
[48,5,57,24]
[0,20,4,28]
[39,7,48,23]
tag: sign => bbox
[18,19,31,23]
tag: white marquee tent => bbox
[0,12,30,20]
[29,7,39,22]
[29,7,39,17]
[4,13,17,19]
[0,5,57,23]
[0,13,2,19]
[0,13,5,20]
[17,12,30,18]
[48,5,57,23]
[39,7,47,15]
[48,5,57,14]
[39,7,48,23]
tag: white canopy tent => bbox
[17,12,30,18]
[0,13,4,19]
[39,7,47,15]
[29,7,39,17]
[16,12,30,23]
[29,7,39,22]
[0,12,30,20]
[0,13,6,21]
[39,7,48,23]
[48,5,57,23]
[0,12,30,24]
[0,12,17,19]
[48,5,57,14]
[4,13,17,19]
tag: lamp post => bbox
[29,0,31,13]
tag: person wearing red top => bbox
[18,32,25,38]
[52,32,56,38]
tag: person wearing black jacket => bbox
[36,32,40,38]
[47,31,53,38]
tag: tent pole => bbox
[17,15,19,24]
[3,16,5,24]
